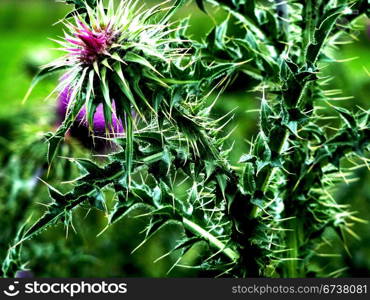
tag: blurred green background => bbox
[0,0,369,277]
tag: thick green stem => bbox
[182,217,239,262]
[286,218,298,277]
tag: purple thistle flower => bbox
[57,84,124,152]
[44,0,182,152]
[57,85,124,135]
[65,19,117,64]
[15,270,34,278]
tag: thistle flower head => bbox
[50,0,186,137]
[65,20,117,64]
[57,84,124,152]
[57,85,124,135]
[57,0,179,68]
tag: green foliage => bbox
[2,0,369,278]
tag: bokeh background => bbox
[0,0,369,277]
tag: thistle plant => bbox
[3,0,369,278]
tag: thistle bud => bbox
[15,270,33,278]
[56,85,124,152]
